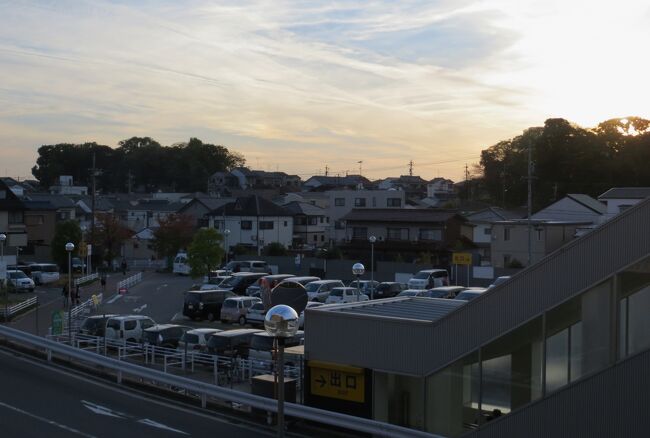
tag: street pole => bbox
[277,337,285,438]
[1,234,6,321]
[369,237,376,300]
[527,135,533,266]
[66,242,75,344]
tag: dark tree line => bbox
[32,137,246,193]
[478,117,650,209]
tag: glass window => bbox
[618,259,650,358]
[9,211,23,224]
[354,198,366,207]
[241,220,252,230]
[335,198,345,206]
[124,320,137,330]
[352,227,367,240]
[419,229,442,241]
[504,228,511,241]
[387,228,408,240]
[387,198,401,207]
[483,227,492,235]
[260,221,273,230]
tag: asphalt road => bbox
[0,349,270,438]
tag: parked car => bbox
[407,269,449,290]
[78,314,118,337]
[245,274,295,297]
[346,280,380,295]
[71,257,86,273]
[143,324,191,349]
[200,276,231,290]
[422,286,468,299]
[248,331,304,370]
[183,290,236,321]
[455,288,487,301]
[178,328,222,352]
[29,263,60,285]
[206,328,263,358]
[278,276,321,288]
[304,280,345,302]
[397,289,428,297]
[299,301,324,329]
[104,315,156,343]
[223,260,272,274]
[220,296,262,325]
[218,272,267,295]
[373,282,405,299]
[203,269,231,283]
[7,264,32,277]
[488,276,511,289]
[325,287,369,304]
[6,269,35,292]
[245,302,267,327]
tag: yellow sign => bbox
[452,252,472,265]
[310,361,365,403]
[91,294,100,306]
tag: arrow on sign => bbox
[316,375,327,388]
[133,304,148,313]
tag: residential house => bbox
[282,201,329,249]
[207,195,293,255]
[465,207,524,265]
[598,187,650,219]
[0,179,27,265]
[340,208,472,263]
[122,227,156,261]
[208,168,301,196]
[177,196,235,228]
[327,189,406,243]
[491,219,592,268]
[21,193,77,261]
[49,175,88,196]
[377,175,428,199]
[302,175,370,191]
[532,194,606,223]
[420,178,458,207]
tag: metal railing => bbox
[0,296,38,319]
[60,294,103,333]
[116,272,142,293]
[2,326,438,437]
[129,259,166,270]
[74,272,99,286]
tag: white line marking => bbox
[81,400,127,418]
[138,418,189,435]
[0,400,97,437]
[106,294,122,304]
[133,304,148,313]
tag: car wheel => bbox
[207,312,215,322]
[238,316,246,326]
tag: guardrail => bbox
[129,259,166,270]
[116,272,142,293]
[60,293,103,333]
[0,296,38,320]
[74,272,99,287]
[3,326,439,437]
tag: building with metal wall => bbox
[304,197,650,437]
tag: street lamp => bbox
[368,236,376,300]
[264,304,299,438]
[223,229,231,265]
[1,233,6,320]
[352,262,365,302]
[66,242,74,344]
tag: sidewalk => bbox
[6,271,141,336]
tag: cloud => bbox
[0,0,648,181]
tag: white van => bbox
[29,263,60,285]
[104,315,156,343]
[173,252,190,275]
[407,269,449,290]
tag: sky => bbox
[1,0,649,182]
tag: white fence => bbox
[0,296,38,320]
[60,293,103,332]
[129,259,167,270]
[116,272,142,293]
[74,272,99,286]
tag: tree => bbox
[263,242,288,256]
[94,213,132,266]
[51,221,82,270]
[151,214,195,264]
[188,228,224,278]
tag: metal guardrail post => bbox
[201,393,207,409]
[213,356,218,385]
[47,349,52,362]
[117,370,122,384]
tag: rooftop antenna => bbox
[325,165,329,177]
[357,161,363,176]
[408,160,414,177]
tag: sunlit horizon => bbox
[1,0,648,183]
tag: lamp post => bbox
[264,304,299,438]
[223,229,231,265]
[1,233,6,320]
[321,248,327,278]
[352,262,365,302]
[66,242,74,344]
[369,236,376,299]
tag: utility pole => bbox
[527,136,533,267]
[465,163,470,200]
[408,160,413,177]
[90,152,97,259]
[325,165,329,177]
[357,161,363,176]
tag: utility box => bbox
[251,374,297,422]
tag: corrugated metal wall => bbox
[306,199,650,377]
[464,348,650,438]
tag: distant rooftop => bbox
[598,187,650,200]
[315,297,465,323]
[342,208,462,223]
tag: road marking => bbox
[0,400,97,437]
[138,418,189,435]
[81,400,127,418]
[133,304,148,313]
[171,312,185,322]
[106,294,122,304]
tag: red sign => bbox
[119,287,128,295]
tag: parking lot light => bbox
[369,236,376,299]
[352,262,365,302]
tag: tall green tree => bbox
[51,221,82,271]
[151,214,195,264]
[187,228,224,278]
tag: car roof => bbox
[231,272,266,277]
[145,324,187,331]
[307,279,342,285]
[213,328,263,337]
[428,286,466,292]
[86,314,118,320]
[417,269,447,273]
[187,328,222,334]
[109,315,154,321]
[379,281,401,285]
[263,274,294,280]
[252,330,304,339]
[285,276,320,282]
[225,296,260,301]
[332,286,357,291]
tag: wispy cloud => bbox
[0,0,648,180]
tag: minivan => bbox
[104,315,156,343]
[248,331,304,371]
[183,290,236,321]
[407,269,449,290]
[325,287,369,304]
[245,274,295,297]
[303,280,345,302]
[29,263,60,285]
[220,296,261,325]
[223,260,272,274]
[178,328,222,352]
[206,328,263,358]
[143,324,191,349]
[78,314,118,337]
[6,270,35,292]
[217,272,267,295]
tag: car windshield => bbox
[185,293,203,303]
[250,335,274,351]
[414,272,430,279]
[399,291,418,297]
[182,333,199,344]
[220,276,245,287]
[377,284,390,291]
[250,303,264,311]
[304,283,321,293]
[222,299,237,308]
[41,265,58,272]
[207,336,229,350]
[81,318,100,330]
[330,289,343,297]
[10,271,27,279]
[456,291,480,301]
[427,290,447,298]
